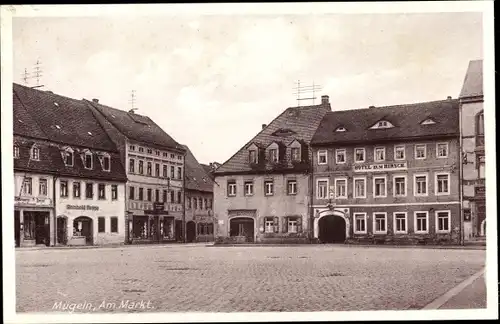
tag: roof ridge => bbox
[13,85,50,140]
[326,98,459,115]
[82,100,121,152]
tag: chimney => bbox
[262,124,267,130]
[321,95,329,105]
[92,98,99,103]
[447,96,452,100]
[369,105,376,109]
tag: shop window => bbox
[133,216,148,239]
[23,212,35,240]
[98,217,105,233]
[111,217,118,233]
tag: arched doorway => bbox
[186,221,196,243]
[229,217,255,243]
[73,216,93,245]
[57,216,68,245]
[318,215,346,243]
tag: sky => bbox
[12,12,483,165]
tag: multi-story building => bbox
[213,96,332,243]
[87,100,186,244]
[459,59,485,239]
[310,98,461,245]
[183,145,215,242]
[13,84,128,247]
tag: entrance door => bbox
[74,217,93,245]
[175,220,183,242]
[57,217,67,245]
[229,217,255,242]
[15,211,20,247]
[34,212,50,246]
[319,215,346,243]
[186,221,196,243]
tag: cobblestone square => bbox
[16,245,485,313]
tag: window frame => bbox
[287,217,298,233]
[85,182,94,199]
[353,212,367,234]
[129,158,135,173]
[435,172,451,196]
[393,212,408,234]
[436,142,449,159]
[353,176,367,199]
[84,152,93,169]
[248,149,257,164]
[374,147,386,162]
[98,183,106,200]
[414,144,427,160]
[394,145,406,161]
[227,180,237,197]
[414,173,429,197]
[287,179,297,195]
[73,182,81,199]
[14,145,20,159]
[373,212,388,234]
[316,178,329,200]
[414,211,429,234]
[317,150,328,165]
[335,149,346,164]
[291,147,301,162]
[31,146,40,161]
[98,217,106,233]
[264,217,275,233]
[244,181,254,196]
[373,175,387,198]
[110,217,119,233]
[334,177,348,199]
[23,177,33,195]
[393,174,407,197]
[39,178,48,196]
[435,210,451,234]
[354,148,366,163]
[264,180,274,196]
[101,154,111,172]
[60,180,68,198]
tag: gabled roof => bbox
[459,59,483,99]
[182,145,214,193]
[215,102,331,174]
[13,83,117,152]
[86,100,185,152]
[311,99,459,146]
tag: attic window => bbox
[54,102,59,107]
[421,118,436,125]
[14,145,19,159]
[18,119,23,123]
[62,147,74,167]
[248,149,258,164]
[99,153,111,172]
[272,128,297,137]
[111,114,116,118]
[335,127,347,132]
[370,120,395,129]
[87,132,93,136]
[30,145,40,161]
[55,125,61,129]
[83,151,93,169]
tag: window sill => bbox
[373,232,388,235]
[394,231,408,235]
[415,231,429,235]
[354,231,367,235]
[436,230,451,234]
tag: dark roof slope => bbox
[311,99,459,146]
[13,91,48,139]
[13,83,117,151]
[215,102,331,174]
[87,100,185,152]
[459,59,483,99]
[182,145,214,193]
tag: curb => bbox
[16,242,215,251]
[209,244,486,250]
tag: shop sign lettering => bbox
[66,204,99,211]
[354,162,407,172]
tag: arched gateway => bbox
[314,208,350,243]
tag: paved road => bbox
[439,274,486,309]
[16,245,485,313]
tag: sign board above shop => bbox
[66,204,99,211]
[353,162,407,173]
[15,197,52,207]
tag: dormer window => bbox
[291,147,300,162]
[14,145,19,159]
[31,145,40,161]
[268,149,278,163]
[62,148,74,167]
[99,153,111,172]
[370,120,395,129]
[335,127,347,132]
[421,118,436,125]
[249,150,257,164]
[84,151,93,169]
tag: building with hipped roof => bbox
[86,99,187,244]
[458,59,485,240]
[13,83,128,247]
[310,98,461,245]
[213,96,332,243]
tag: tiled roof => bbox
[459,59,483,99]
[182,145,214,193]
[311,99,459,146]
[13,83,117,151]
[87,100,185,152]
[215,102,331,174]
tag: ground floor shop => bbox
[185,215,216,243]
[463,195,486,240]
[128,214,183,243]
[15,207,54,247]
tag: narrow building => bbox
[459,59,485,239]
[310,98,461,245]
[213,96,332,243]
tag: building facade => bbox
[213,96,332,243]
[310,99,461,245]
[459,59,485,239]
[87,100,186,244]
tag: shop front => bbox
[14,197,54,247]
[128,202,181,244]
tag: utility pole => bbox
[292,80,322,107]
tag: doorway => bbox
[57,216,67,245]
[229,217,255,242]
[186,221,196,243]
[175,220,183,242]
[318,215,346,243]
[73,216,93,245]
[34,212,50,246]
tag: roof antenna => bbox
[31,59,45,89]
[22,68,29,85]
[128,90,138,113]
[293,80,322,107]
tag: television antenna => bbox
[128,90,138,113]
[292,80,322,107]
[22,68,29,85]
[31,59,44,89]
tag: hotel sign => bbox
[354,162,407,173]
[15,197,52,207]
[66,204,99,211]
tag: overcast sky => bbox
[12,12,483,165]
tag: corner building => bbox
[310,98,461,245]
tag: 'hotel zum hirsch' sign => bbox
[353,162,408,172]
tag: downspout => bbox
[458,101,464,245]
[309,147,314,243]
[182,156,187,243]
[53,175,58,246]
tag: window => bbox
[370,120,394,129]
[23,177,33,195]
[147,149,153,154]
[268,149,278,163]
[415,144,426,159]
[111,217,118,233]
[102,155,110,171]
[227,181,237,196]
[317,150,327,165]
[139,147,144,153]
[415,211,429,234]
[421,118,436,125]
[39,179,47,196]
[288,218,298,233]
[437,143,448,158]
[31,146,40,160]
[249,150,257,163]
[98,217,105,233]
[198,198,203,209]
[353,177,366,198]
[63,150,74,166]
[394,212,407,234]
[436,173,450,195]
[335,127,347,132]
[373,213,387,234]
[335,149,346,164]
[287,180,297,195]
[129,145,136,151]
[186,196,191,209]
[129,159,135,173]
[393,176,406,197]
[317,179,329,199]
[138,187,144,201]
[353,213,367,234]
[177,167,182,179]
[147,189,152,201]
[264,180,274,196]
[193,197,198,209]
[98,184,106,199]
[73,182,81,198]
[163,165,168,178]
[354,148,365,163]
[414,174,428,196]
[335,178,347,199]
[373,176,387,198]
[163,190,167,203]
[155,163,160,177]
[155,189,160,202]
[178,155,183,160]
[177,191,182,204]
[476,111,484,135]
[436,211,451,233]
[394,145,405,160]
[208,199,213,209]
[14,145,19,159]
[479,159,485,179]
[84,152,92,169]
[265,217,275,233]
[291,147,300,162]
[170,166,175,179]
[170,154,175,159]
[129,186,135,200]
[147,162,152,176]
[138,160,144,174]
[204,198,208,209]
[374,147,385,162]
[170,191,175,203]
[60,180,68,197]
[155,150,160,156]
[85,183,94,199]
[244,181,254,196]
